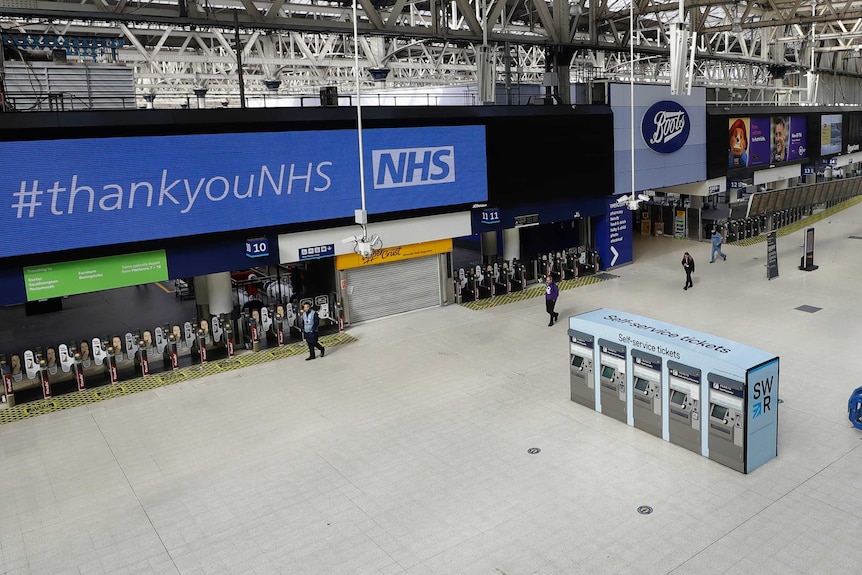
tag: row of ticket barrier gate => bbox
[0,295,341,407]
[722,207,809,242]
[455,249,601,303]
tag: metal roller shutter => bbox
[346,255,441,323]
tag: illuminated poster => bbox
[729,116,807,168]
[746,118,771,166]
[820,114,842,156]
[728,117,750,168]
[785,117,807,161]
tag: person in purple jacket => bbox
[545,274,560,326]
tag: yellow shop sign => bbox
[336,238,453,269]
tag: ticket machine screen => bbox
[601,365,615,379]
[711,404,728,420]
[634,377,649,393]
[670,389,687,407]
[572,356,584,368]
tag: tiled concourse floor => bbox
[2,203,862,574]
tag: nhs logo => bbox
[372,146,455,189]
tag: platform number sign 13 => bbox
[246,237,269,259]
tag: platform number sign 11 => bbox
[246,238,269,259]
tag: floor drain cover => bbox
[637,506,653,515]
[795,305,822,313]
[527,448,541,454]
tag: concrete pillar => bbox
[502,228,520,261]
[481,231,498,262]
[206,272,234,316]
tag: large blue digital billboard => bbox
[0,125,488,258]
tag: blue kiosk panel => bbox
[567,308,779,473]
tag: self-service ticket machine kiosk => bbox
[707,373,745,472]
[569,330,595,409]
[568,309,779,474]
[667,361,702,456]
[598,339,626,423]
[631,350,662,438]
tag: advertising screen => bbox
[24,250,168,301]
[820,114,843,156]
[0,126,488,259]
[729,116,807,168]
[845,112,862,154]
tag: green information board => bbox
[24,250,169,301]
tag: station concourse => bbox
[0,201,860,575]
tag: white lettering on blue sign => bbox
[0,126,488,259]
[298,244,334,261]
[371,147,455,189]
[641,101,690,154]
[246,238,269,258]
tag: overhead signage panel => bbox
[728,115,807,169]
[0,126,488,258]
[23,250,168,301]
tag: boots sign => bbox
[642,100,690,154]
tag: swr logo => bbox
[372,147,455,189]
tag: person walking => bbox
[681,252,695,290]
[710,227,727,263]
[545,274,560,326]
[300,301,325,360]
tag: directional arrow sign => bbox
[610,246,619,267]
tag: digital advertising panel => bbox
[820,114,842,156]
[845,112,862,154]
[0,126,488,259]
[728,116,807,169]
[23,250,168,301]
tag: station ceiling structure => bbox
[1,0,862,105]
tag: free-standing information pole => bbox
[799,227,819,271]
[766,231,779,280]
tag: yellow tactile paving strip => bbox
[461,273,616,311]
[728,195,862,247]
[0,332,356,426]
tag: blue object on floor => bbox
[848,386,862,430]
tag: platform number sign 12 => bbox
[246,238,269,259]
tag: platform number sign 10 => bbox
[246,238,269,259]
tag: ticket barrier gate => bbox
[552,252,566,281]
[455,268,477,303]
[565,248,578,279]
[707,373,746,473]
[726,220,738,242]
[569,330,595,409]
[667,361,702,455]
[493,262,509,295]
[578,250,600,275]
[631,350,662,439]
[598,339,626,423]
[509,261,527,292]
[533,253,552,283]
[477,265,494,299]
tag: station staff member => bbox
[545,275,560,326]
[301,302,326,360]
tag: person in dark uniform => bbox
[300,301,325,360]
[545,274,560,326]
[681,252,695,290]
